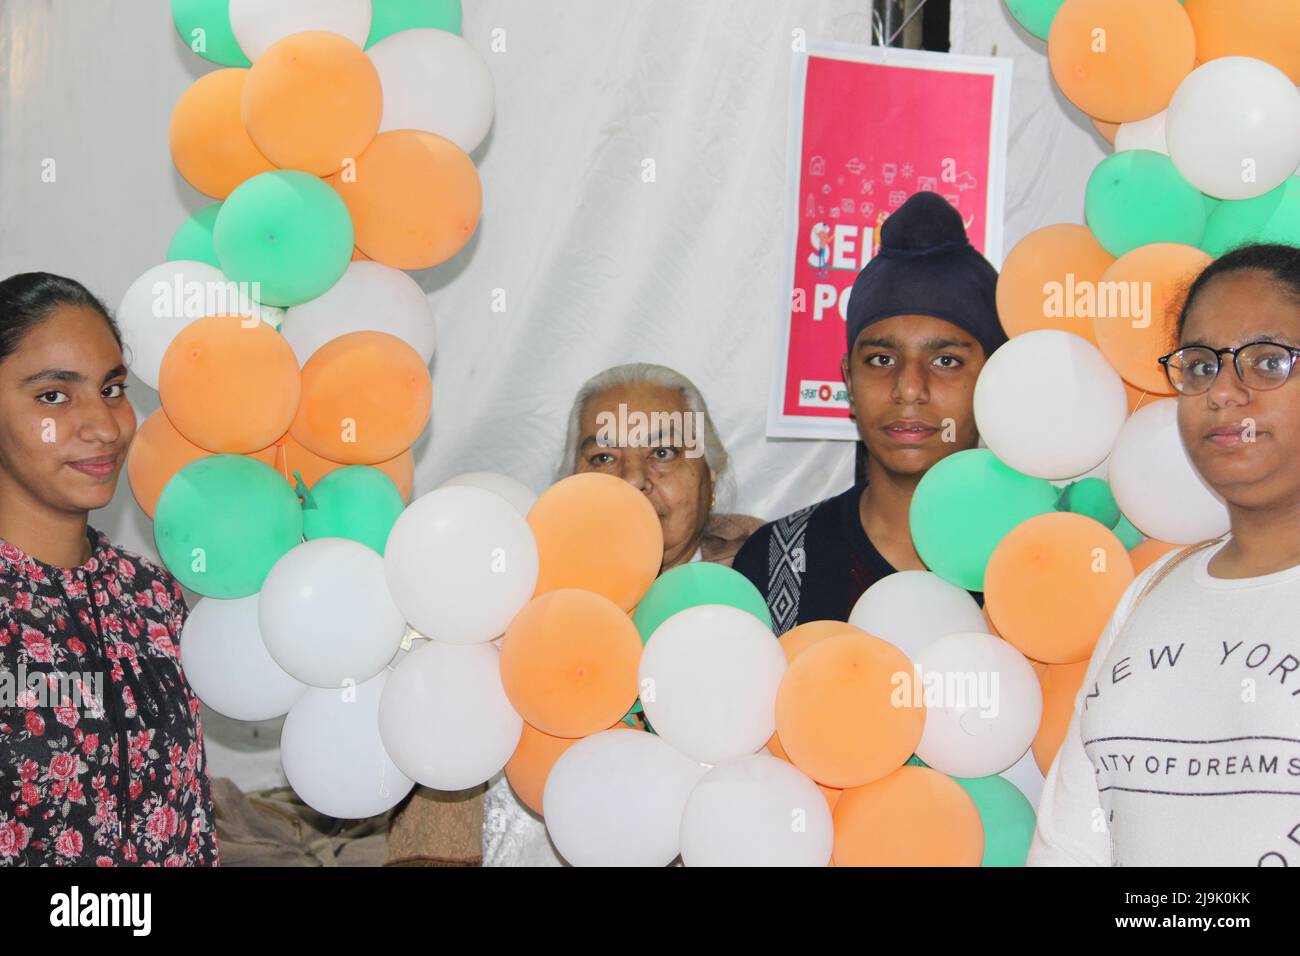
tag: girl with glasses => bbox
[1030,243,1300,866]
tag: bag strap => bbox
[1129,534,1227,614]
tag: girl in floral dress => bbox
[0,272,218,866]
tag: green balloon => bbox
[167,203,223,268]
[1200,177,1300,258]
[1113,513,1145,550]
[1202,192,1222,220]
[951,773,1036,867]
[911,449,1059,592]
[1085,150,1207,257]
[1055,477,1121,528]
[170,0,250,67]
[214,171,354,308]
[631,562,772,646]
[1003,0,1066,41]
[302,466,405,555]
[366,0,463,47]
[154,455,303,599]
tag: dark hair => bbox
[0,272,121,364]
[1176,243,1300,341]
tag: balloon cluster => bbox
[115,1,496,815]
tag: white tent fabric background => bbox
[0,0,1103,796]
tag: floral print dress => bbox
[0,524,219,865]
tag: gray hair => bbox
[558,362,736,510]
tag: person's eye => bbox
[651,447,678,462]
[104,382,128,399]
[933,354,963,369]
[866,353,894,368]
[590,451,615,466]
[37,391,69,405]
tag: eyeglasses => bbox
[1157,341,1300,396]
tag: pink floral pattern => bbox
[0,526,218,866]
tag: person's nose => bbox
[1205,355,1251,409]
[892,358,930,404]
[76,396,125,446]
[618,452,652,493]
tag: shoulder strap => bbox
[1129,535,1226,614]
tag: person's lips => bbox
[1203,421,1261,448]
[67,454,119,477]
[882,419,939,444]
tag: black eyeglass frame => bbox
[1156,341,1300,395]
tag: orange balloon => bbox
[1032,659,1090,774]
[997,224,1114,343]
[1092,243,1212,394]
[819,784,842,813]
[778,620,864,663]
[351,246,372,262]
[985,512,1135,664]
[276,431,415,503]
[1184,0,1300,84]
[1029,658,1050,680]
[774,632,924,789]
[328,130,481,270]
[1091,117,1120,145]
[766,621,864,759]
[158,315,301,453]
[242,31,383,176]
[505,720,632,815]
[126,409,276,518]
[499,589,643,738]
[289,331,431,464]
[1048,0,1195,122]
[527,473,663,612]
[169,69,276,201]
[1130,536,1180,574]
[832,766,984,867]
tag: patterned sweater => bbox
[0,525,218,866]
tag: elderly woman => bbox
[480,362,761,866]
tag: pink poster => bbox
[768,44,1012,440]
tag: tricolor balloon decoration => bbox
[137,1,1298,866]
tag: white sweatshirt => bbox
[1028,536,1300,866]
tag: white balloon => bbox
[259,538,407,688]
[914,632,1042,778]
[228,0,372,61]
[179,594,305,721]
[679,754,832,867]
[384,486,539,644]
[848,570,987,660]
[974,330,1128,480]
[117,261,279,389]
[639,605,786,765]
[280,262,436,366]
[368,28,496,154]
[1115,109,1168,155]
[379,641,522,790]
[1167,57,1300,200]
[280,670,414,818]
[436,471,536,516]
[1109,399,1230,543]
[544,729,706,866]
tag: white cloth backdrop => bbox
[0,0,1103,793]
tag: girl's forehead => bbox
[1185,272,1300,328]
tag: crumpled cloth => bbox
[210,777,391,867]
